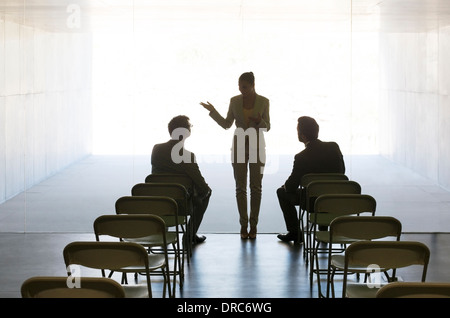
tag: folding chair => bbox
[334,240,430,298]
[115,196,184,289]
[304,180,362,264]
[145,173,195,198]
[324,215,401,297]
[21,276,126,298]
[146,173,196,256]
[132,182,192,265]
[93,214,173,297]
[63,241,163,298]
[299,173,348,246]
[376,282,450,298]
[310,194,376,295]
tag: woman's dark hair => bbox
[168,115,191,135]
[239,72,255,85]
[298,116,319,141]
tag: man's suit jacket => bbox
[151,139,210,197]
[284,139,345,194]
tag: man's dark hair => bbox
[298,116,319,141]
[168,115,191,135]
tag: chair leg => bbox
[330,268,336,298]
[326,250,332,298]
[314,240,326,298]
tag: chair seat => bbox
[314,231,359,245]
[346,283,385,298]
[162,215,187,228]
[121,254,167,272]
[331,255,391,274]
[122,284,152,298]
[124,232,178,247]
[310,213,359,227]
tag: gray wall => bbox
[378,23,450,190]
[0,15,93,203]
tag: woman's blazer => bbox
[209,94,270,132]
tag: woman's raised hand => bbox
[200,101,215,112]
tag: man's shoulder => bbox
[151,141,167,154]
[320,140,341,151]
[294,140,338,158]
[311,139,340,148]
[153,139,179,149]
[294,149,306,160]
[153,140,170,147]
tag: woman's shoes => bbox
[241,226,257,239]
[248,227,257,239]
[240,226,248,239]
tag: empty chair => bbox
[311,194,377,294]
[132,182,192,263]
[145,174,195,195]
[376,282,450,298]
[93,214,173,297]
[304,180,362,263]
[298,173,349,247]
[335,240,430,298]
[63,241,165,298]
[145,174,196,254]
[115,195,184,289]
[300,173,349,188]
[324,215,402,297]
[21,276,125,298]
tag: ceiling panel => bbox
[1,0,450,33]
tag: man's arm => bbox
[180,154,211,198]
[284,154,305,193]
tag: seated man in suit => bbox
[151,115,212,244]
[277,116,345,243]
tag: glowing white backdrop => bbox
[92,2,379,158]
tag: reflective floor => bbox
[1,155,450,301]
[1,232,450,299]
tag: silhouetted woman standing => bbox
[200,72,270,239]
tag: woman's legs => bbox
[232,161,249,229]
[248,160,264,232]
[232,132,265,238]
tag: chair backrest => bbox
[63,241,153,297]
[132,182,188,200]
[330,216,402,241]
[345,240,430,279]
[21,276,125,298]
[63,241,151,273]
[376,282,450,298]
[93,214,167,246]
[300,173,348,188]
[305,180,362,213]
[131,183,190,216]
[145,174,194,195]
[342,240,430,298]
[115,196,179,227]
[314,194,376,217]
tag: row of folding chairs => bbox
[94,172,195,298]
[297,173,445,298]
[298,173,369,294]
[21,173,194,298]
[22,233,171,298]
[96,172,195,298]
